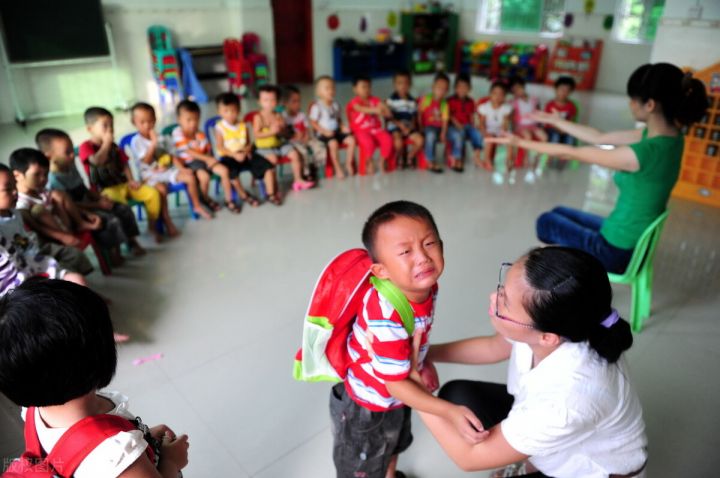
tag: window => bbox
[614,0,666,43]
[476,0,565,36]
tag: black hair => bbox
[0,279,117,407]
[9,148,49,174]
[176,99,200,116]
[215,92,241,107]
[0,163,10,175]
[393,70,412,82]
[508,76,526,89]
[352,75,371,86]
[455,73,471,87]
[258,84,280,99]
[626,63,708,126]
[522,247,633,363]
[35,128,71,154]
[433,72,450,85]
[130,101,156,117]
[554,76,576,90]
[362,201,441,262]
[490,80,508,93]
[83,106,113,125]
[283,84,301,102]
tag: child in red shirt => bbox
[543,76,579,170]
[347,76,394,174]
[418,72,450,173]
[447,73,484,172]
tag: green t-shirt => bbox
[600,129,683,249]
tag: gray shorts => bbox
[329,383,413,478]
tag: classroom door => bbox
[271,0,314,84]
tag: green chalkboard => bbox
[0,0,108,63]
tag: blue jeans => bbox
[547,129,575,145]
[423,126,442,166]
[536,206,633,273]
[448,125,483,158]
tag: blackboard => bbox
[0,0,108,63]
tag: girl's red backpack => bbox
[3,406,155,478]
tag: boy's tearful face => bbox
[372,216,444,303]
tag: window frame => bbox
[612,0,666,45]
[475,0,565,38]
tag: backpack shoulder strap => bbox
[44,413,138,477]
[369,277,414,336]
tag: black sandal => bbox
[241,192,260,207]
[203,197,222,212]
[430,165,444,174]
[225,201,242,214]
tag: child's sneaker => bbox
[508,170,516,185]
[524,170,536,184]
[492,171,504,185]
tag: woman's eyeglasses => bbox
[495,262,536,330]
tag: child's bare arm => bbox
[214,129,231,157]
[252,115,279,139]
[385,378,486,443]
[309,119,333,137]
[19,209,77,245]
[183,148,217,165]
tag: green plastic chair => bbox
[607,210,669,333]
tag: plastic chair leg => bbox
[257,180,268,200]
[136,204,143,221]
[184,189,199,220]
[90,241,112,276]
[175,191,181,208]
[637,267,653,324]
[630,278,642,333]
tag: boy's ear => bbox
[370,262,390,280]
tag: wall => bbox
[649,0,720,70]
[0,0,275,125]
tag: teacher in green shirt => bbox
[489,63,708,273]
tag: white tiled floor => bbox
[1,79,719,477]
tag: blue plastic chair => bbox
[204,115,268,200]
[119,131,199,220]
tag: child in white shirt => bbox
[477,81,513,183]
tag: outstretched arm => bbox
[428,334,512,365]
[531,111,643,146]
[487,136,640,172]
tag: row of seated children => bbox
[280,71,577,185]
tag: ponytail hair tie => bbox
[601,309,620,328]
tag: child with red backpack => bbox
[294,201,486,478]
[0,279,189,478]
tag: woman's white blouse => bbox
[501,340,648,478]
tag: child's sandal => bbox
[204,197,222,212]
[225,201,242,214]
[241,193,260,207]
[268,193,283,206]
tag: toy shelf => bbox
[544,38,602,91]
[673,62,720,208]
[455,40,548,83]
[401,11,458,75]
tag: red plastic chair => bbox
[75,231,111,276]
[224,38,253,94]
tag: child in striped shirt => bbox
[330,201,485,478]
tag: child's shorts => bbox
[316,130,351,145]
[255,143,295,159]
[219,154,274,180]
[329,383,412,478]
[185,159,217,174]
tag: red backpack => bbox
[3,407,155,478]
[293,249,414,382]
